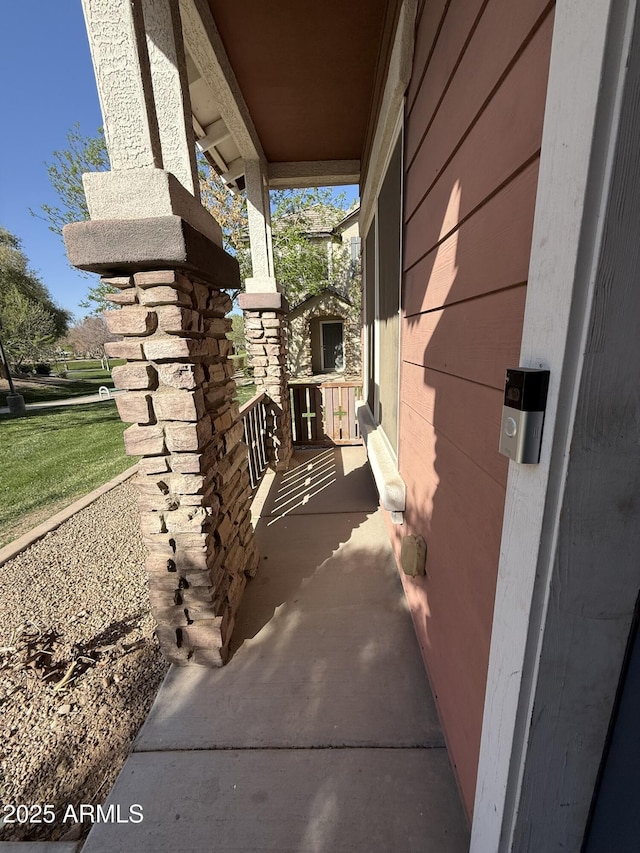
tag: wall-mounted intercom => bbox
[499,368,550,464]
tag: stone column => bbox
[241,160,293,470]
[239,293,293,470]
[65,217,258,666]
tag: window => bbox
[363,134,402,454]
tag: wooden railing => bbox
[238,391,270,491]
[289,382,362,446]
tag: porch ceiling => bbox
[184,0,398,190]
[207,0,387,163]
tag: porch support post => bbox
[244,159,276,290]
[240,161,292,469]
[80,0,221,246]
[72,1,258,666]
[138,0,200,195]
[239,293,293,471]
[64,218,259,666]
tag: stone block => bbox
[136,492,179,512]
[157,362,204,390]
[183,618,223,649]
[170,453,203,474]
[212,410,234,433]
[203,317,231,338]
[208,292,233,316]
[139,285,192,306]
[105,289,138,305]
[153,389,204,422]
[140,511,167,536]
[139,456,171,475]
[135,473,173,495]
[170,473,205,495]
[134,269,193,291]
[216,512,234,544]
[148,600,192,628]
[156,305,201,334]
[206,364,227,385]
[165,506,209,534]
[177,494,205,507]
[205,385,229,409]
[104,339,145,360]
[144,534,177,556]
[227,571,247,608]
[143,337,205,361]
[153,626,190,664]
[102,275,134,289]
[112,362,157,390]
[238,292,289,313]
[180,585,216,605]
[192,283,210,309]
[145,553,179,577]
[123,424,165,456]
[223,422,244,453]
[115,392,153,424]
[165,418,212,452]
[104,306,157,336]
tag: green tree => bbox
[270,188,349,305]
[2,295,58,371]
[228,313,246,353]
[0,228,70,374]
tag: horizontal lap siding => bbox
[395,0,555,818]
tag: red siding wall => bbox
[389,0,555,818]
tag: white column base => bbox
[83,168,223,247]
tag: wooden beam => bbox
[268,160,361,189]
[179,0,266,169]
[196,118,231,153]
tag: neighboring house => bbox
[287,289,360,377]
[68,1,640,850]
[286,205,362,379]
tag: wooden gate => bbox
[289,382,361,446]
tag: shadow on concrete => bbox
[80,447,470,852]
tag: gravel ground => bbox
[0,480,169,843]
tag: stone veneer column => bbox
[65,217,258,666]
[238,293,293,470]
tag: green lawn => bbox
[7,372,117,404]
[0,403,133,548]
[236,383,257,406]
[0,377,259,548]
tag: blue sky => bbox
[0,2,103,319]
[0,2,358,320]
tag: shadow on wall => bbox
[393,103,540,814]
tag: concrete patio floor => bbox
[82,446,469,853]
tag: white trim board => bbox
[360,0,417,237]
[472,0,639,849]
